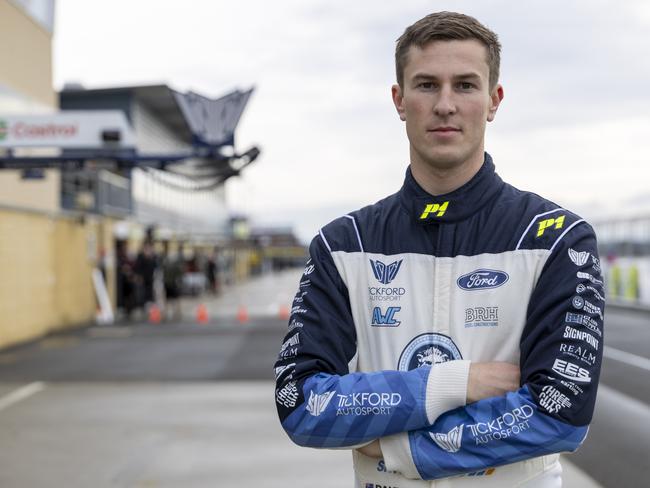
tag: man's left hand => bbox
[357,440,382,458]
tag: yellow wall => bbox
[0,207,102,348]
[0,0,59,214]
[0,169,60,212]
[0,0,56,108]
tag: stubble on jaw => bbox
[407,122,489,195]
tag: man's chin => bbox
[421,151,466,171]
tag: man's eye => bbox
[417,82,434,89]
[459,82,475,90]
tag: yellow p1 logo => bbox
[537,215,565,237]
[420,201,449,220]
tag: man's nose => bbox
[433,86,456,116]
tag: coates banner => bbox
[0,111,135,149]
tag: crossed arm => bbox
[356,361,520,457]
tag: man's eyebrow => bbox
[411,73,436,81]
[455,73,482,81]
[410,72,483,81]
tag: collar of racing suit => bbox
[400,152,505,224]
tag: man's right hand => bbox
[466,362,520,403]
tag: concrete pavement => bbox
[0,381,353,488]
[176,270,300,323]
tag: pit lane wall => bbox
[603,257,650,307]
[0,206,113,349]
[0,0,56,109]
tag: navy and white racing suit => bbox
[274,154,604,487]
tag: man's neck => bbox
[410,150,485,196]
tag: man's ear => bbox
[392,84,406,121]
[487,84,504,122]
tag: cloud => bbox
[54,0,650,235]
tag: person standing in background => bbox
[134,241,158,313]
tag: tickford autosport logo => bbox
[335,392,402,416]
[468,405,534,444]
[306,390,336,416]
[431,424,463,452]
[305,390,402,417]
[370,259,402,285]
[369,286,406,301]
[369,258,406,301]
[398,333,462,371]
[457,269,509,291]
[568,248,589,266]
[431,405,534,451]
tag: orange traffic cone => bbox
[278,304,290,321]
[196,304,209,325]
[237,305,249,324]
[148,304,162,324]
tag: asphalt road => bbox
[0,272,647,487]
[0,318,283,383]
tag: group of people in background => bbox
[115,240,228,321]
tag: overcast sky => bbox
[54,0,650,243]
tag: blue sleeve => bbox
[404,223,604,479]
[274,233,444,448]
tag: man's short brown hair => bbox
[395,11,501,90]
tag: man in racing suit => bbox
[274,11,604,487]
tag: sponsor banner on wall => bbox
[0,111,135,149]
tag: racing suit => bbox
[274,153,604,487]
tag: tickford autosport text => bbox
[368,286,406,301]
[335,392,402,416]
[467,405,534,445]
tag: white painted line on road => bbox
[604,346,650,372]
[597,384,650,417]
[0,382,45,413]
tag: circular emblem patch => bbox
[398,333,462,371]
[572,296,585,309]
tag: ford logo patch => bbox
[457,269,509,291]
